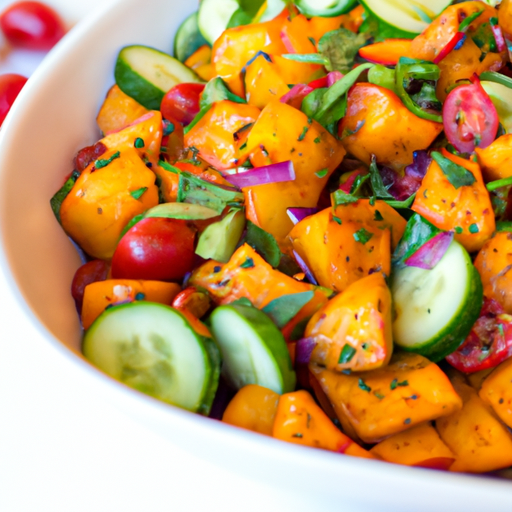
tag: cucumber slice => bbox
[259,0,287,22]
[198,0,239,45]
[360,0,451,36]
[295,0,357,18]
[114,45,203,110]
[481,80,512,134]
[209,303,296,394]
[83,302,220,414]
[173,12,210,63]
[391,241,483,362]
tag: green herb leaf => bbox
[315,168,328,178]
[338,344,357,364]
[374,210,384,221]
[431,151,476,189]
[134,137,145,149]
[317,28,368,74]
[390,379,398,390]
[459,10,483,32]
[95,151,120,169]
[230,297,253,307]
[469,223,480,234]
[332,189,359,207]
[240,257,255,269]
[282,53,330,65]
[158,160,180,173]
[244,220,282,267]
[130,187,148,200]
[369,156,394,200]
[262,291,314,329]
[384,194,417,209]
[200,77,247,110]
[358,378,372,392]
[353,228,374,245]
[50,170,80,223]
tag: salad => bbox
[50,0,512,474]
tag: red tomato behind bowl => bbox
[71,259,109,313]
[0,73,27,126]
[111,217,196,281]
[0,1,66,50]
[160,83,205,126]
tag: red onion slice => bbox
[491,24,507,53]
[225,161,295,189]
[293,250,318,285]
[434,32,466,64]
[280,84,314,106]
[280,30,296,53]
[405,231,454,270]
[327,71,344,86]
[287,207,318,225]
[296,337,317,365]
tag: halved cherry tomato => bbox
[71,259,109,313]
[160,83,205,126]
[0,1,66,50]
[111,217,196,281]
[442,75,499,154]
[446,298,512,373]
[0,73,27,126]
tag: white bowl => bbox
[0,0,511,509]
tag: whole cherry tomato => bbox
[111,217,196,281]
[0,1,66,50]
[71,259,109,313]
[443,75,499,154]
[160,83,205,126]
[446,298,512,373]
[0,73,27,126]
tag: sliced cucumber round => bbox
[198,0,239,45]
[209,303,296,394]
[114,45,203,110]
[173,12,210,63]
[361,0,451,36]
[83,302,220,414]
[391,241,483,362]
[259,0,287,22]
[295,0,357,18]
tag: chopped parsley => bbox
[315,168,329,178]
[134,137,145,149]
[469,223,479,234]
[353,228,373,245]
[240,257,255,269]
[130,187,148,200]
[374,210,384,222]
[338,344,356,364]
[358,378,372,392]
[95,151,120,169]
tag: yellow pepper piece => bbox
[223,384,280,436]
[476,134,512,182]
[81,279,181,330]
[370,423,455,470]
[96,84,149,136]
[60,147,159,260]
[479,356,512,429]
[436,379,512,473]
[311,352,463,444]
[412,150,495,253]
[305,273,393,373]
[273,390,375,460]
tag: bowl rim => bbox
[0,0,511,507]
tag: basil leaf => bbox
[369,156,395,199]
[262,291,315,328]
[244,220,282,267]
[317,28,368,74]
[431,151,476,189]
[332,189,359,207]
[392,213,442,266]
[50,170,80,223]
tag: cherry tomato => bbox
[0,73,27,126]
[160,83,205,126]
[446,298,512,373]
[111,217,196,281]
[443,75,499,154]
[71,259,109,313]
[0,1,66,50]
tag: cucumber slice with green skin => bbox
[360,0,452,36]
[83,302,220,414]
[259,0,286,22]
[198,0,239,45]
[114,45,203,110]
[481,80,512,134]
[295,0,357,18]
[173,12,210,63]
[391,241,483,362]
[209,303,296,394]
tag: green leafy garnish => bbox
[353,228,373,245]
[358,378,372,392]
[317,28,368,74]
[431,151,476,189]
[262,291,314,329]
[240,257,255,269]
[332,189,359,207]
[130,187,148,200]
[244,220,282,267]
[95,151,120,169]
[50,170,80,223]
[339,344,357,364]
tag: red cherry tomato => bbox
[160,83,205,126]
[443,75,499,154]
[71,259,109,313]
[0,1,65,50]
[111,217,196,281]
[0,73,27,125]
[446,298,512,373]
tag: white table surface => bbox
[0,1,325,511]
